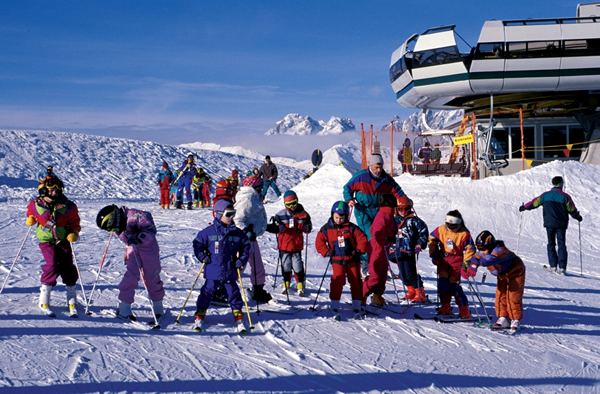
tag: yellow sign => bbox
[526,159,533,168]
[453,135,474,145]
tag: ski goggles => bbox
[284,200,298,209]
[223,209,236,219]
[44,177,62,189]
[445,216,462,230]
[397,206,411,212]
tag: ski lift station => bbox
[389,2,600,177]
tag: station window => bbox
[568,125,585,157]
[563,39,600,57]
[542,125,584,159]
[510,127,535,159]
[492,128,509,159]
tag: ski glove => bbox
[66,232,79,243]
[519,204,525,212]
[575,214,583,222]
[461,261,478,279]
[246,231,256,242]
[279,224,286,233]
[414,244,423,254]
[127,236,142,246]
[26,215,37,226]
[235,259,245,269]
[326,248,335,257]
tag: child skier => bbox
[196,167,212,208]
[234,175,272,302]
[362,194,397,306]
[176,153,198,209]
[192,199,251,333]
[273,190,312,296]
[156,161,174,209]
[388,197,429,303]
[96,205,165,321]
[315,201,369,319]
[428,210,476,318]
[463,231,526,331]
[26,176,81,317]
[170,172,180,208]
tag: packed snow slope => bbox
[1,130,600,393]
[0,129,305,202]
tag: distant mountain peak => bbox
[381,110,464,132]
[265,114,355,136]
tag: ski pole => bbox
[70,243,89,307]
[131,246,160,328]
[466,277,482,324]
[310,257,332,311]
[303,233,309,275]
[272,253,281,289]
[471,278,491,324]
[237,268,254,331]
[174,261,206,325]
[384,248,401,305]
[579,221,583,277]
[250,241,260,315]
[0,227,33,295]
[85,232,113,315]
[516,209,523,255]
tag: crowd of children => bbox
[27,155,579,334]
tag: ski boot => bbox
[403,286,416,301]
[412,287,427,303]
[372,294,386,306]
[66,285,78,318]
[251,284,272,303]
[152,300,164,320]
[187,201,193,210]
[233,310,247,334]
[297,282,306,297]
[117,302,136,321]
[175,200,183,209]
[193,310,206,332]
[330,300,341,321]
[459,306,471,319]
[437,302,452,315]
[351,299,364,320]
[282,281,290,295]
[39,284,55,317]
[493,316,509,329]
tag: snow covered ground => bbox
[1,130,600,393]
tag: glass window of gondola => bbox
[389,57,407,83]
[474,43,504,59]
[563,39,600,57]
[413,46,461,68]
[507,41,561,58]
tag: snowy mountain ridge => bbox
[265,113,356,136]
[381,109,465,132]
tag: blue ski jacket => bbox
[193,220,250,282]
[388,213,429,260]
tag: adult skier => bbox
[343,153,406,276]
[234,175,272,302]
[26,176,81,317]
[176,153,198,209]
[96,205,165,321]
[258,155,281,201]
[156,161,174,209]
[520,176,582,275]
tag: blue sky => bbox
[0,1,579,156]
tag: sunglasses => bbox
[223,209,236,219]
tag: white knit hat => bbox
[369,153,384,165]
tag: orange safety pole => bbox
[369,125,373,158]
[472,113,477,180]
[390,122,394,175]
[520,108,525,171]
[361,124,367,169]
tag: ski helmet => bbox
[216,179,232,190]
[397,196,412,210]
[232,169,238,176]
[38,176,64,198]
[331,201,350,216]
[242,175,263,191]
[476,230,497,252]
[96,205,123,232]
[283,190,298,209]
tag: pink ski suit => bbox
[116,207,165,304]
[363,206,397,297]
